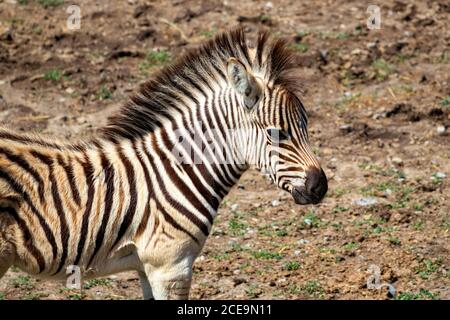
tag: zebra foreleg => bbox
[138,270,154,300]
[150,276,192,300]
[145,264,193,300]
[0,211,17,280]
[0,234,15,280]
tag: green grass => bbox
[212,252,230,261]
[276,229,288,237]
[83,278,111,290]
[299,212,322,229]
[395,289,438,300]
[68,293,84,300]
[388,237,401,246]
[96,85,113,100]
[251,250,283,260]
[38,0,64,7]
[369,59,394,81]
[441,95,450,106]
[416,259,442,280]
[330,187,347,198]
[246,284,260,299]
[11,275,34,290]
[0,292,5,300]
[431,173,445,185]
[228,217,248,236]
[331,205,348,214]
[301,280,325,298]
[343,242,359,250]
[290,43,309,53]
[283,261,301,271]
[412,219,425,230]
[443,218,450,231]
[199,27,217,38]
[44,69,63,82]
[139,50,171,74]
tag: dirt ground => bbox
[0,0,449,300]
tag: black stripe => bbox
[152,141,214,225]
[145,137,208,237]
[0,206,46,272]
[73,153,96,266]
[132,141,153,238]
[29,151,71,275]
[160,129,220,210]
[0,131,64,150]
[111,146,138,249]
[57,155,81,206]
[0,147,46,203]
[87,151,115,267]
[0,168,57,265]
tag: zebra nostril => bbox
[305,167,328,201]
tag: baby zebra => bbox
[0,29,327,299]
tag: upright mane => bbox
[101,28,301,140]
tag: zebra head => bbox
[227,55,328,205]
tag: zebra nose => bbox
[305,167,328,203]
[291,168,327,205]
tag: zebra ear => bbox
[227,58,262,110]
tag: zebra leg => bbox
[0,212,17,279]
[150,276,192,300]
[138,270,154,300]
[0,245,14,280]
[146,262,193,300]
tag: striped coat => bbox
[0,29,327,299]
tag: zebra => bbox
[0,29,327,299]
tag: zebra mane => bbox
[101,28,301,140]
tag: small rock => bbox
[76,116,86,124]
[392,157,403,166]
[354,197,378,206]
[265,1,273,9]
[339,124,353,134]
[230,203,239,212]
[297,239,309,245]
[344,91,352,98]
[436,125,446,135]
[271,199,280,207]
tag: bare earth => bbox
[0,0,449,300]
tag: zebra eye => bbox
[267,128,290,142]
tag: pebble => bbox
[271,199,280,207]
[265,1,273,9]
[339,124,353,134]
[66,87,75,94]
[344,91,352,98]
[354,197,378,206]
[230,203,239,212]
[297,239,309,245]
[436,125,446,135]
[392,157,403,165]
